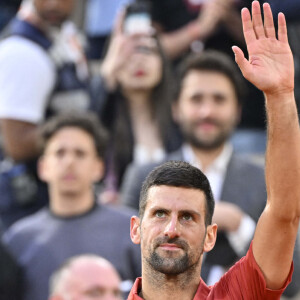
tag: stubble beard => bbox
[148,251,190,275]
[145,237,203,276]
[180,120,234,151]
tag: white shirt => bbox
[0,36,55,123]
[182,143,232,202]
[0,21,88,124]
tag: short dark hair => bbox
[174,50,246,104]
[139,161,215,226]
[39,112,107,158]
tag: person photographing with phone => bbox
[97,2,181,204]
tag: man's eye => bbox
[182,213,192,221]
[55,149,65,157]
[75,150,86,158]
[155,211,166,218]
[214,94,226,104]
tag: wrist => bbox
[100,64,117,91]
[265,90,295,108]
[187,21,201,41]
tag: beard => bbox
[145,237,203,275]
[148,250,190,275]
[180,118,235,150]
[38,10,70,28]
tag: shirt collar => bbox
[128,277,209,300]
[182,143,233,175]
[128,278,143,299]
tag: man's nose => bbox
[63,153,75,165]
[45,0,60,8]
[163,215,179,239]
[198,99,215,117]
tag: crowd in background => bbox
[0,0,299,299]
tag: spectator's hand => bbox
[100,10,143,90]
[212,202,243,232]
[232,2,294,96]
[197,0,234,39]
[217,0,238,22]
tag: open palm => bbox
[233,2,294,96]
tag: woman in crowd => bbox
[97,14,181,203]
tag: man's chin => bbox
[59,189,81,197]
[148,251,190,275]
[150,258,189,275]
[44,16,68,28]
[188,135,227,150]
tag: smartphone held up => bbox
[123,0,152,35]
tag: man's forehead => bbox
[70,262,121,287]
[45,127,96,151]
[182,70,234,91]
[178,70,238,104]
[145,185,206,211]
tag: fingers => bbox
[232,46,250,77]
[278,12,288,43]
[241,7,256,45]
[242,1,285,44]
[263,3,276,38]
[113,9,126,36]
[251,1,265,39]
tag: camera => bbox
[123,1,152,35]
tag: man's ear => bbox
[92,158,104,182]
[37,155,48,182]
[130,216,141,245]
[203,224,218,253]
[236,103,242,126]
[171,101,180,123]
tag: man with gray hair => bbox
[49,255,123,300]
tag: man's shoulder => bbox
[5,208,51,232]
[3,208,52,246]
[98,204,137,222]
[206,243,292,299]
[0,35,54,85]
[0,35,50,62]
[228,153,265,178]
[127,148,183,177]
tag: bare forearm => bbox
[159,22,200,59]
[265,92,300,219]
[0,119,40,161]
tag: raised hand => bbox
[197,0,234,39]
[100,10,143,90]
[232,1,294,96]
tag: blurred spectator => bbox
[0,0,104,228]
[3,113,141,300]
[121,50,300,298]
[85,0,133,59]
[149,0,267,148]
[49,255,123,300]
[98,17,181,204]
[150,0,246,61]
[0,0,22,31]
